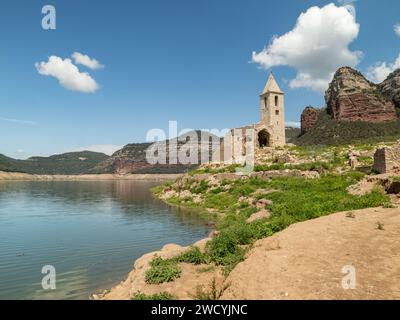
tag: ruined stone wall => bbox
[373,143,400,173]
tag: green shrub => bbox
[175,247,207,265]
[191,180,209,194]
[145,257,182,284]
[132,291,175,300]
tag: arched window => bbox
[275,96,278,106]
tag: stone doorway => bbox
[258,129,270,148]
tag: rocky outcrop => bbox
[379,69,400,109]
[300,106,319,135]
[325,67,397,122]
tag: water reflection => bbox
[0,180,211,300]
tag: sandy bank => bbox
[0,171,183,181]
[98,238,224,300]
[101,206,400,300]
[222,206,400,300]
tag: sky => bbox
[1,0,400,159]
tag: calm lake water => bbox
[0,180,211,300]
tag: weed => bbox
[145,256,182,284]
[376,221,385,230]
[346,211,355,218]
[132,291,175,300]
[192,277,229,300]
[175,247,207,265]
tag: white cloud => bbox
[394,24,400,37]
[35,56,99,93]
[72,52,104,70]
[285,121,301,128]
[366,54,400,83]
[0,117,37,125]
[70,144,123,156]
[252,3,361,93]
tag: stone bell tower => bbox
[259,73,286,147]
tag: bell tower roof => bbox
[261,72,283,95]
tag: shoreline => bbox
[100,206,400,300]
[0,171,183,182]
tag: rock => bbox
[325,67,397,122]
[214,172,240,182]
[255,199,273,209]
[386,181,400,194]
[208,230,220,238]
[379,69,400,108]
[179,190,193,198]
[348,147,360,170]
[246,209,271,223]
[276,153,297,164]
[301,106,319,135]
[159,189,177,200]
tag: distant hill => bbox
[0,128,309,175]
[92,130,220,174]
[0,151,110,175]
[0,154,21,172]
[285,127,301,144]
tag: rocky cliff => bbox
[325,67,397,122]
[379,69,400,109]
[300,107,320,135]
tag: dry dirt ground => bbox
[102,206,400,300]
[222,207,400,300]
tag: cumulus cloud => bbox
[70,144,123,156]
[394,24,400,37]
[72,52,104,70]
[252,3,361,93]
[285,121,301,128]
[35,56,99,93]
[366,54,400,83]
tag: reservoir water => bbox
[0,180,211,300]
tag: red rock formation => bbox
[325,67,397,122]
[379,69,400,109]
[300,107,319,135]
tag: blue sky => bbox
[1,0,400,158]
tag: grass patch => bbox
[175,247,207,265]
[145,256,182,284]
[155,171,389,276]
[197,265,215,273]
[132,291,175,300]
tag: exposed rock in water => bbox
[300,106,319,135]
[325,67,397,122]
